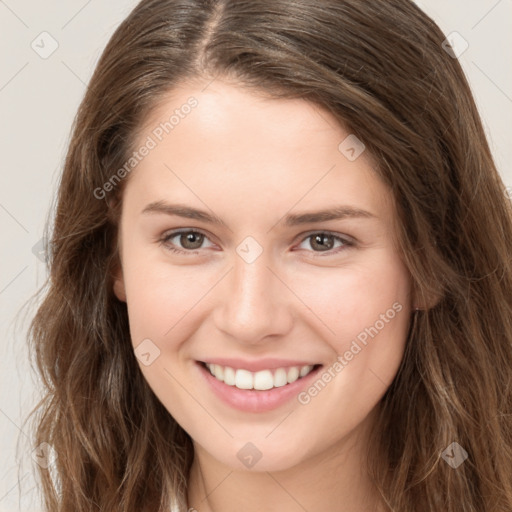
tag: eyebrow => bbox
[141,200,376,227]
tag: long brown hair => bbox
[24,0,512,510]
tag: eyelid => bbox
[293,229,355,245]
[162,227,211,239]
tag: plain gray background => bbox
[1,1,511,510]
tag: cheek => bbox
[290,250,411,351]
[293,256,410,418]
[289,251,411,413]
[121,249,211,348]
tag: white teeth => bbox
[205,363,316,390]
[253,370,274,390]
[235,369,253,389]
[287,366,299,383]
[300,365,313,377]
[273,368,288,387]
[213,364,224,381]
[223,366,236,386]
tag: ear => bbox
[112,264,127,302]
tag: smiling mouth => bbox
[199,361,323,391]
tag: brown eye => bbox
[178,232,204,250]
[160,230,214,254]
[309,234,336,251]
[296,232,354,255]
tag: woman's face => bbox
[113,78,413,471]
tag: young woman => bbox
[27,0,512,511]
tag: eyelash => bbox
[158,229,355,257]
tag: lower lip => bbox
[196,362,323,413]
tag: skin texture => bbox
[113,79,414,511]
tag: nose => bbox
[212,251,294,346]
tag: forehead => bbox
[124,79,393,226]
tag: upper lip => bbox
[199,358,320,372]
